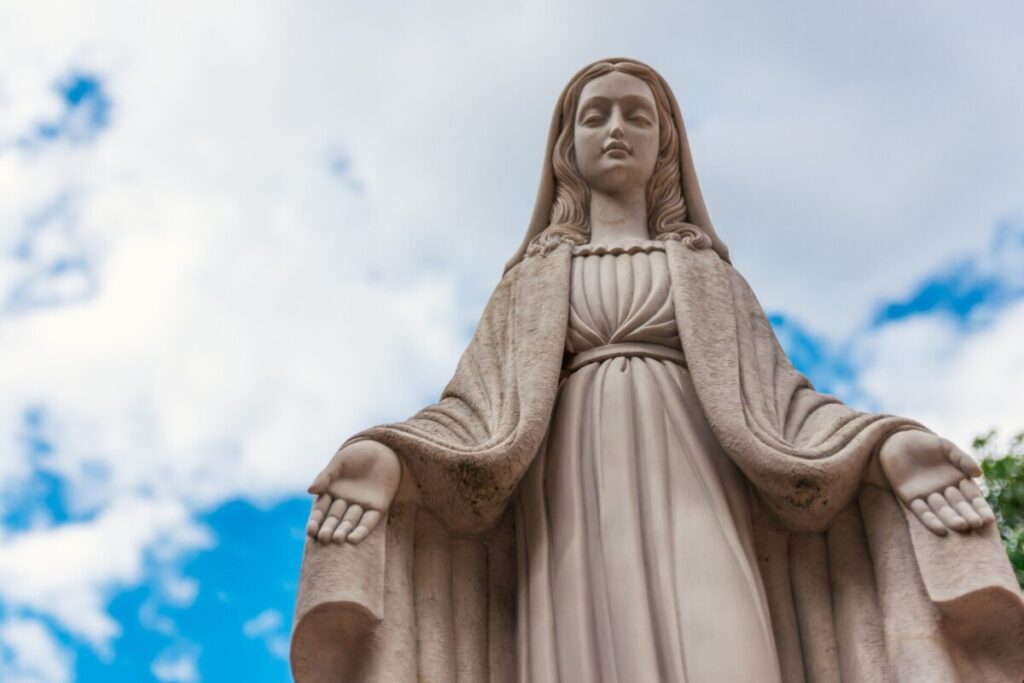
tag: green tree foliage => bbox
[975,430,1024,588]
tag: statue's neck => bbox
[588,188,650,244]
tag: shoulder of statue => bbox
[503,240,573,282]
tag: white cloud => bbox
[242,609,282,639]
[161,575,199,607]
[151,647,200,683]
[243,609,289,660]
[0,496,212,650]
[266,635,290,661]
[852,221,1024,449]
[137,574,198,638]
[0,617,72,683]
[859,299,1024,450]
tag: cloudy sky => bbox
[1,1,1022,681]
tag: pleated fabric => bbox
[516,244,782,683]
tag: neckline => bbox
[572,239,666,257]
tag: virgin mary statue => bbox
[291,58,1024,682]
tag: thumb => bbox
[307,470,332,495]
[943,439,983,478]
[307,448,349,494]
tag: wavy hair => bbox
[528,61,712,256]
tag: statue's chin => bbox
[581,166,648,196]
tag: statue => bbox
[290,58,1024,682]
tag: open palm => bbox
[305,439,401,545]
[879,429,995,536]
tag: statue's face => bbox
[573,71,660,196]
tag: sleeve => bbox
[668,244,924,532]
[347,247,572,534]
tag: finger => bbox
[959,480,997,524]
[927,492,968,532]
[333,504,364,543]
[306,494,332,537]
[944,486,984,529]
[943,440,982,478]
[972,497,997,524]
[347,510,382,545]
[910,498,948,536]
[958,478,984,499]
[317,499,349,543]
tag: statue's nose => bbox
[608,108,625,138]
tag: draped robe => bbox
[291,240,1024,682]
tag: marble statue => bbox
[290,58,1024,682]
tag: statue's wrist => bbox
[864,449,890,489]
[866,426,930,488]
[393,456,420,505]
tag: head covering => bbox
[504,57,731,273]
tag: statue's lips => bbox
[602,141,631,155]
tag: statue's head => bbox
[533,59,712,252]
[508,58,729,271]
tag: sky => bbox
[0,1,1022,681]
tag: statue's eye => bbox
[579,109,606,126]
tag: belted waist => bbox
[566,342,687,373]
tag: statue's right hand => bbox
[305,439,401,545]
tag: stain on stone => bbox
[786,477,823,510]
[455,461,507,514]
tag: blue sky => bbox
[1,2,1023,681]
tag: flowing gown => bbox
[515,242,782,683]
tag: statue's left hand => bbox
[879,429,996,536]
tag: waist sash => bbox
[566,341,687,373]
